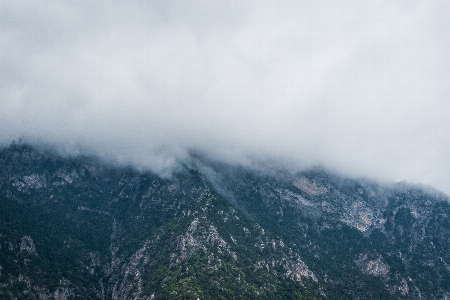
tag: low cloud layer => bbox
[1,1,449,193]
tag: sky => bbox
[1,1,450,193]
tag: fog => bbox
[1,1,449,193]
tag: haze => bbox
[1,1,449,194]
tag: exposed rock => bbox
[355,254,390,276]
[19,236,37,255]
[293,176,328,195]
[12,174,47,191]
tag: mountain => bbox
[1,144,450,299]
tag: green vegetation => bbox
[1,144,450,299]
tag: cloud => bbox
[1,1,449,193]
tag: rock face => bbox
[1,144,450,299]
[355,254,390,276]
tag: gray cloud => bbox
[1,1,449,193]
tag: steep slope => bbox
[198,159,450,299]
[0,144,319,299]
[0,144,450,299]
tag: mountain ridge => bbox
[1,143,449,299]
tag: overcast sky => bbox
[1,1,449,193]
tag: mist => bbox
[1,1,449,193]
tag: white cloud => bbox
[1,1,449,193]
